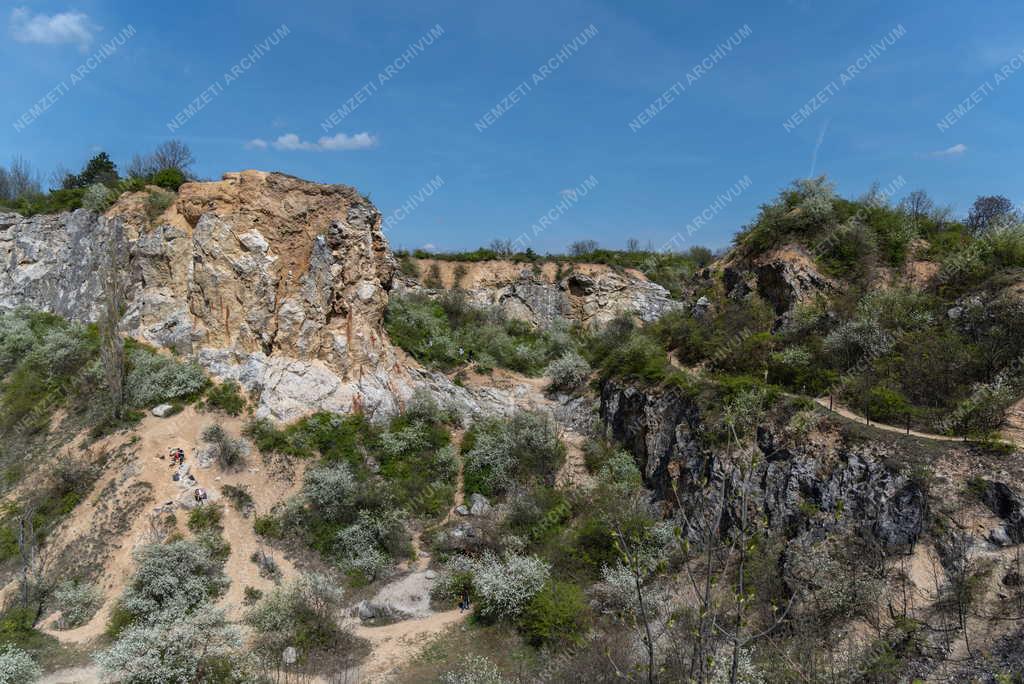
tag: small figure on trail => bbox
[459,589,470,613]
[193,488,207,505]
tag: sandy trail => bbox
[1002,395,1024,447]
[349,609,465,682]
[814,397,970,443]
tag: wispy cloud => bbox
[9,7,97,50]
[245,132,377,152]
[929,143,968,158]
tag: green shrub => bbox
[187,504,223,534]
[385,292,572,375]
[145,189,175,223]
[125,349,207,408]
[221,484,253,514]
[150,168,186,191]
[545,350,591,392]
[253,514,283,539]
[865,385,912,424]
[517,580,589,646]
[202,381,246,416]
[245,573,347,658]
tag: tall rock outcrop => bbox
[0,171,405,421]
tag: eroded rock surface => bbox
[599,379,926,551]
[0,172,407,420]
[400,259,680,328]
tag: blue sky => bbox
[3,0,1024,252]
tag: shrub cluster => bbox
[462,411,565,496]
[253,407,456,583]
[52,580,103,630]
[385,291,574,375]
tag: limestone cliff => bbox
[0,171,405,421]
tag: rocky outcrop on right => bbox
[599,379,926,552]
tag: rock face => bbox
[599,380,926,551]
[721,244,837,318]
[400,259,680,328]
[0,172,405,421]
[978,480,1024,543]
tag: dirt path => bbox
[557,431,594,489]
[814,397,969,443]
[1003,396,1024,447]
[348,609,466,682]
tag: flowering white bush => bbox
[440,654,506,684]
[709,647,764,684]
[593,562,639,614]
[470,552,550,621]
[545,350,591,392]
[82,183,115,212]
[792,176,835,221]
[464,411,564,494]
[125,349,206,407]
[334,509,405,581]
[27,324,92,379]
[379,422,431,458]
[119,540,228,619]
[0,645,41,684]
[96,603,244,684]
[53,580,103,629]
[302,461,356,521]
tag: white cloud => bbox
[421,243,436,251]
[318,132,377,150]
[930,143,967,158]
[10,7,97,50]
[255,132,377,152]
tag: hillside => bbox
[0,172,1021,682]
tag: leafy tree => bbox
[967,195,1017,234]
[76,152,118,187]
[150,168,185,191]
